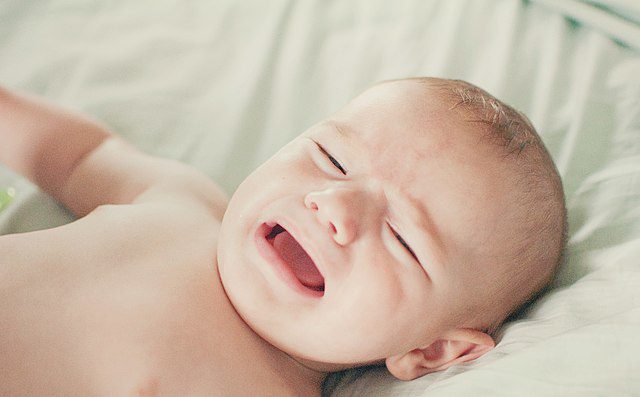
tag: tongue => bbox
[273,230,324,289]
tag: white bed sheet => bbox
[1,1,639,395]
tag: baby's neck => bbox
[184,262,329,395]
[261,342,329,392]
[217,298,329,393]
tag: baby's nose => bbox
[304,188,361,246]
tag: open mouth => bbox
[264,223,325,294]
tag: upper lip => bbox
[265,215,329,283]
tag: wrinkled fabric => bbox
[0,1,638,396]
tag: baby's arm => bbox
[0,87,227,218]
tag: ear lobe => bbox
[385,329,495,381]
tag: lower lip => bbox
[254,223,324,299]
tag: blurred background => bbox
[1,1,639,396]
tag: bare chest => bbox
[0,208,314,396]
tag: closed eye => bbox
[315,142,347,175]
[389,223,419,263]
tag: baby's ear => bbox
[385,329,494,381]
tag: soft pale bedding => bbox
[1,1,638,395]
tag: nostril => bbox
[329,222,336,234]
[309,202,318,211]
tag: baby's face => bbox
[218,81,513,365]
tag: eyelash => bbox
[316,142,347,175]
[389,224,419,262]
[313,140,418,263]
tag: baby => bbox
[0,77,566,396]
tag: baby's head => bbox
[217,77,567,380]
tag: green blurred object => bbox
[0,187,16,212]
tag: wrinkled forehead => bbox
[331,81,495,186]
[339,81,471,142]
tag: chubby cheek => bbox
[218,141,314,280]
[297,277,422,363]
[350,261,437,353]
[226,159,292,219]
[331,258,408,347]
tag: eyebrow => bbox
[324,119,445,268]
[321,120,352,141]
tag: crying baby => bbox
[0,77,566,396]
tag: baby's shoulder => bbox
[129,163,229,223]
[0,200,221,270]
[87,201,222,245]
